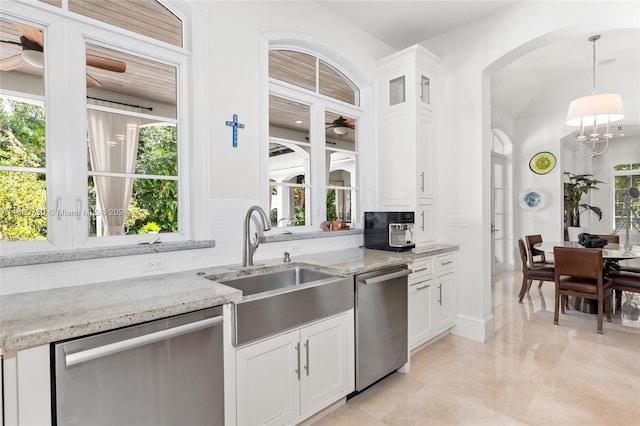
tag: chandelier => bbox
[565,35,624,157]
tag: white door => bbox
[235,330,300,425]
[492,153,507,273]
[299,314,349,416]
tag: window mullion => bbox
[309,103,325,226]
[44,19,88,249]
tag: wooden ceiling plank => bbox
[68,0,182,46]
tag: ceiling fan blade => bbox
[0,39,22,47]
[86,74,102,88]
[86,54,126,73]
[12,23,43,47]
[0,54,25,71]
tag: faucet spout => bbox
[242,206,272,267]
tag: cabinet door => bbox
[416,110,434,202]
[432,272,456,333]
[409,280,432,349]
[415,204,435,245]
[299,314,349,416]
[236,330,300,426]
[417,72,432,110]
[381,112,415,209]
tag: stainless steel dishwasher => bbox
[52,306,224,426]
[354,266,411,391]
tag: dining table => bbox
[534,241,640,314]
[534,241,640,260]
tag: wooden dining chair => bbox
[518,239,555,303]
[525,235,554,289]
[553,246,613,334]
[596,234,620,244]
[525,235,554,266]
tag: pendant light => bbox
[565,35,624,157]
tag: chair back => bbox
[553,246,603,280]
[525,234,546,265]
[517,238,528,270]
[596,234,619,244]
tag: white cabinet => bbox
[378,45,440,247]
[409,253,457,350]
[235,312,352,425]
[432,254,457,335]
[2,345,51,426]
[408,257,433,348]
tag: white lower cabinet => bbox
[2,345,51,426]
[409,253,457,350]
[235,312,352,425]
[408,277,433,348]
[432,253,456,335]
[432,271,456,334]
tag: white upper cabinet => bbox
[377,45,441,246]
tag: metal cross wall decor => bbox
[225,114,245,147]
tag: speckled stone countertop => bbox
[0,245,457,352]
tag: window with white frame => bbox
[0,1,186,252]
[268,49,360,228]
[613,163,640,233]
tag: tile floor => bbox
[315,270,640,425]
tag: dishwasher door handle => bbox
[65,315,223,367]
[360,269,411,285]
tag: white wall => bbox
[0,1,393,294]
[423,1,639,342]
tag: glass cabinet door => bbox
[419,75,430,106]
[389,76,405,106]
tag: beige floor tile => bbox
[311,270,640,425]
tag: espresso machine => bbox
[364,211,415,251]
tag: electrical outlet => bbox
[145,258,165,272]
[447,216,469,228]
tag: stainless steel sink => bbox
[217,267,334,296]
[207,266,354,346]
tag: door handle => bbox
[438,283,443,305]
[360,269,411,285]
[416,284,430,291]
[420,172,425,192]
[65,316,223,367]
[421,211,425,231]
[295,342,301,380]
[304,339,309,376]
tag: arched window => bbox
[268,48,360,228]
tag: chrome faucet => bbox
[242,206,272,267]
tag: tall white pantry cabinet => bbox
[377,44,441,246]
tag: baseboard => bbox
[451,313,495,342]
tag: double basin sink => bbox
[206,265,354,346]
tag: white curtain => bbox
[87,100,152,236]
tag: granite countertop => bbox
[0,245,457,353]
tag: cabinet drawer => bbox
[410,257,433,284]
[435,254,456,275]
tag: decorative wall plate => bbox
[529,151,556,175]
[519,189,546,211]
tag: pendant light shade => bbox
[565,35,624,157]
[565,93,624,126]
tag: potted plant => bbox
[140,221,161,234]
[564,172,604,240]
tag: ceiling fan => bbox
[0,23,126,88]
[325,116,355,135]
